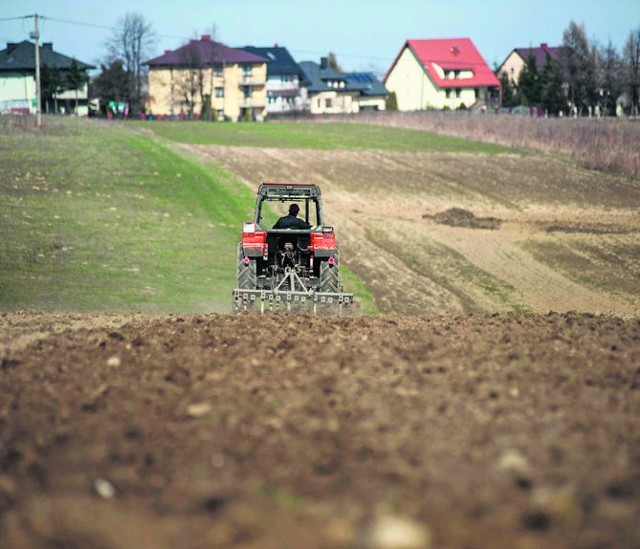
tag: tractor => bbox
[233,182,353,313]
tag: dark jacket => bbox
[273,214,311,230]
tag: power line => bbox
[0,16,31,22]
[3,14,392,66]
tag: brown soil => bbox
[2,144,639,548]
[2,311,639,548]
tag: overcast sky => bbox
[2,0,638,75]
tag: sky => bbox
[1,0,638,76]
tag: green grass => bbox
[0,119,251,312]
[135,120,511,154]
[0,117,376,313]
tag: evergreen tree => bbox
[386,91,398,111]
[89,60,130,110]
[65,58,90,115]
[40,64,66,114]
[561,20,592,114]
[540,53,566,115]
[518,51,540,107]
[498,71,519,108]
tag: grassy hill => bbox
[0,118,523,314]
[0,119,252,312]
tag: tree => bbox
[175,40,205,117]
[89,59,130,111]
[623,27,640,116]
[386,91,398,111]
[65,58,90,115]
[561,20,593,115]
[498,71,519,108]
[599,40,623,116]
[40,64,66,114]
[518,52,540,107]
[106,12,155,114]
[540,54,566,115]
[327,51,343,72]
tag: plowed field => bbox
[189,145,639,316]
[2,136,639,548]
[1,312,639,548]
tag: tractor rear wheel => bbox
[237,244,257,289]
[319,250,340,293]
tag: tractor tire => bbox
[319,250,340,294]
[237,244,257,290]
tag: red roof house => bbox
[384,38,501,111]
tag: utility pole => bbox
[30,14,42,127]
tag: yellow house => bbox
[497,43,565,85]
[144,35,268,121]
[384,38,501,111]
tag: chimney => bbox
[320,56,328,69]
[540,42,548,51]
[201,34,211,41]
[43,42,53,51]
[164,49,172,55]
[274,42,279,48]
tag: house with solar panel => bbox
[0,40,94,116]
[298,57,387,115]
[240,45,306,115]
[144,35,268,121]
[384,38,501,111]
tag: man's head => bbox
[288,204,300,216]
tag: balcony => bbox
[239,75,266,86]
[240,97,266,108]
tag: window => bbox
[244,86,251,98]
[243,65,252,77]
[446,89,452,98]
[455,88,461,98]
[214,66,223,77]
[325,98,333,108]
[215,87,224,98]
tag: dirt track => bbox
[1,311,639,548]
[188,145,640,316]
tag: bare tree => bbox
[599,40,623,116]
[175,39,203,117]
[623,27,640,116]
[106,12,155,114]
[173,31,220,119]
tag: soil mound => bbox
[427,207,503,229]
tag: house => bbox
[299,57,387,114]
[383,38,500,111]
[497,43,567,85]
[0,40,94,115]
[144,35,268,121]
[240,45,306,115]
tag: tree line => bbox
[500,20,640,116]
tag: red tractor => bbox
[233,182,353,313]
